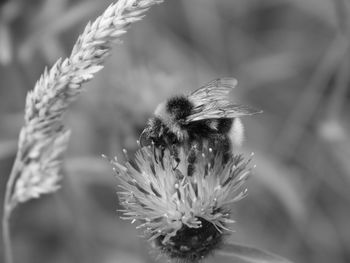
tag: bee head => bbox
[139,117,164,147]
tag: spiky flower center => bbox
[111,146,252,262]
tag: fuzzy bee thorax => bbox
[154,99,191,141]
[154,102,175,128]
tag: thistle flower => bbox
[111,146,252,262]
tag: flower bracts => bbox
[112,146,252,262]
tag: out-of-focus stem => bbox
[2,207,13,263]
[326,46,350,121]
[218,242,293,263]
[334,0,350,34]
[327,0,350,121]
[2,158,19,263]
[273,36,349,159]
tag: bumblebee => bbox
[140,78,261,174]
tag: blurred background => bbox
[0,0,350,262]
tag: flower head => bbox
[111,146,252,262]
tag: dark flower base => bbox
[155,217,223,262]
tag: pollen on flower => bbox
[111,145,252,262]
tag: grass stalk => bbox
[2,208,13,263]
[2,157,19,263]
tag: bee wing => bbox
[186,102,262,122]
[186,77,262,122]
[189,77,238,105]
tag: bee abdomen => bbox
[229,118,244,146]
[217,118,233,133]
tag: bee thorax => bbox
[154,99,190,142]
[166,96,193,120]
[154,102,166,117]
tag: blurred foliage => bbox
[0,0,350,263]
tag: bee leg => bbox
[187,143,198,177]
[171,144,181,170]
[158,145,165,164]
[221,135,232,163]
[157,146,165,170]
[209,134,232,163]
